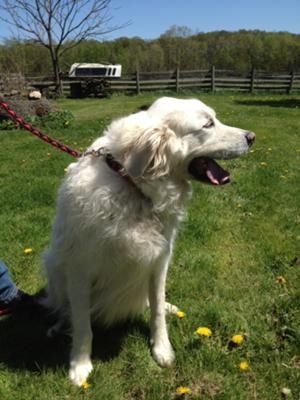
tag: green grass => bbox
[1,92,300,399]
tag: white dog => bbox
[43,97,255,386]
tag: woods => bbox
[1,28,300,78]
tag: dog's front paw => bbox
[165,302,179,314]
[152,341,175,367]
[69,359,93,386]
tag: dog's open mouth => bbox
[188,157,230,185]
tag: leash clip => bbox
[82,147,105,158]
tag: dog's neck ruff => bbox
[105,153,136,187]
[84,147,139,191]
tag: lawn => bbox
[0,92,300,400]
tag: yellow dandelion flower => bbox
[81,381,90,389]
[276,276,286,285]
[195,327,212,337]
[260,162,267,167]
[230,334,244,345]
[47,152,51,156]
[64,167,68,173]
[176,311,186,319]
[239,361,249,370]
[176,386,190,396]
[24,248,33,254]
[236,203,242,208]
[296,235,300,241]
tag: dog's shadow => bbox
[0,306,150,373]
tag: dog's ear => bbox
[125,139,152,178]
[125,125,180,178]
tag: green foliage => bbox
[0,110,74,132]
[1,29,300,76]
[0,115,38,131]
[37,110,75,129]
[0,117,17,130]
[0,93,300,399]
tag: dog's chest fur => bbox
[48,160,190,326]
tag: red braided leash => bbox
[0,99,81,158]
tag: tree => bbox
[159,26,195,69]
[162,25,193,38]
[0,0,126,93]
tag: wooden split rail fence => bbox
[1,67,300,96]
[111,68,300,94]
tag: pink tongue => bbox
[206,170,220,185]
[205,159,230,185]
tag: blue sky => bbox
[106,0,300,39]
[0,0,300,42]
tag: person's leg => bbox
[0,259,36,316]
[0,259,18,305]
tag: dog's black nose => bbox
[245,131,256,146]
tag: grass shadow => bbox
[0,307,69,372]
[235,98,300,108]
[0,306,150,373]
[92,318,150,362]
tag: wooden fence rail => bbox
[109,67,300,95]
[1,67,300,96]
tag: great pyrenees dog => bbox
[43,97,255,386]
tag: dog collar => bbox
[104,153,136,187]
[83,147,137,189]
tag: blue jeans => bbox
[0,259,18,304]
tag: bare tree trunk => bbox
[48,33,62,95]
[50,51,62,95]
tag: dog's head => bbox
[105,97,255,185]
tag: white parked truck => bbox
[69,63,122,97]
[69,63,122,78]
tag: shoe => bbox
[0,290,37,316]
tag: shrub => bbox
[38,110,74,129]
[0,109,74,130]
[0,117,17,130]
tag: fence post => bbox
[136,68,140,94]
[250,68,255,93]
[176,66,180,93]
[211,65,215,92]
[288,70,294,94]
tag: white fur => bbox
[43,97,253,386]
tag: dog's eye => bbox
[203,120,214,129]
